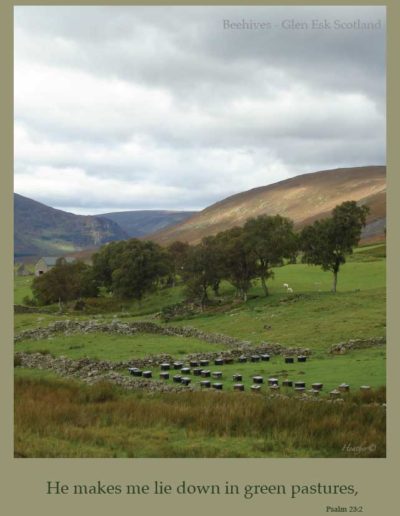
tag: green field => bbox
[14,275,35,305]
[119,347,386,393]
[15,332,226,360]
[166,287,385,351]
[14,244,387,457]
[14,259,386,349]
[15,333,386,393]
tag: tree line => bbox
[31,201,369,306]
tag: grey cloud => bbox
[15,6,385,99]
[14,5,386,212]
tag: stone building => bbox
[34,256,76,276]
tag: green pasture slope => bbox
[14,249,386,348]
[14,244,387,457]
[168,270,385,351]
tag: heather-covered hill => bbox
[149,166,386,245]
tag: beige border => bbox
[1,1,398,515]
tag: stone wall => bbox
[15,352,369,404]
[185,342,311,362]
[329,337,386,354]
[14,304,55,314]
[15,352,193,393]
[14,319,312,357]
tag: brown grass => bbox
[14,375,386,458]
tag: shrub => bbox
[160,302,197,322]
[22,295,37,307]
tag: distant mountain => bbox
[14,194,128,259]
[99,210,197,238]
[149,166,386,246]
[15,165,385,260]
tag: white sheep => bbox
[287,287,293,293]
[283,283,289,289]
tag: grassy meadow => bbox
[15,334,385,393]
[14,243,386,457]
[14,370,386,458]
[15,332,225,361]
[117,347,386,393]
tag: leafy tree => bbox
[217,227,258,301]
[202,235,226,296]
[109,239,170,301]
[32,259,98,305]
[182,236,224,308]
[182,245,210,308]
[300,201,369,292]
[166,241,190,286]
[92,240,127,291]
[243,215,298,296]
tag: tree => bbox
[202,235,226,296]
[92,240,127,291]
[167,241,190,286]
[300,201,369,292]
[217,227,258,301]
[92,239,171,301]
[110,239,170,301]
[182,236,224,308]
[243,215,298,296]
[32,259,98,305]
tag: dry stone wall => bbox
[15,352,365,404]
[15,352,193,393]
[14,319,311,356]
[329,337,385,354]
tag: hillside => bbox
[99,210,197,238]
[14,194,128,259]
[149,166,386,245]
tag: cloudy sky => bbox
[14,5,386,215]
